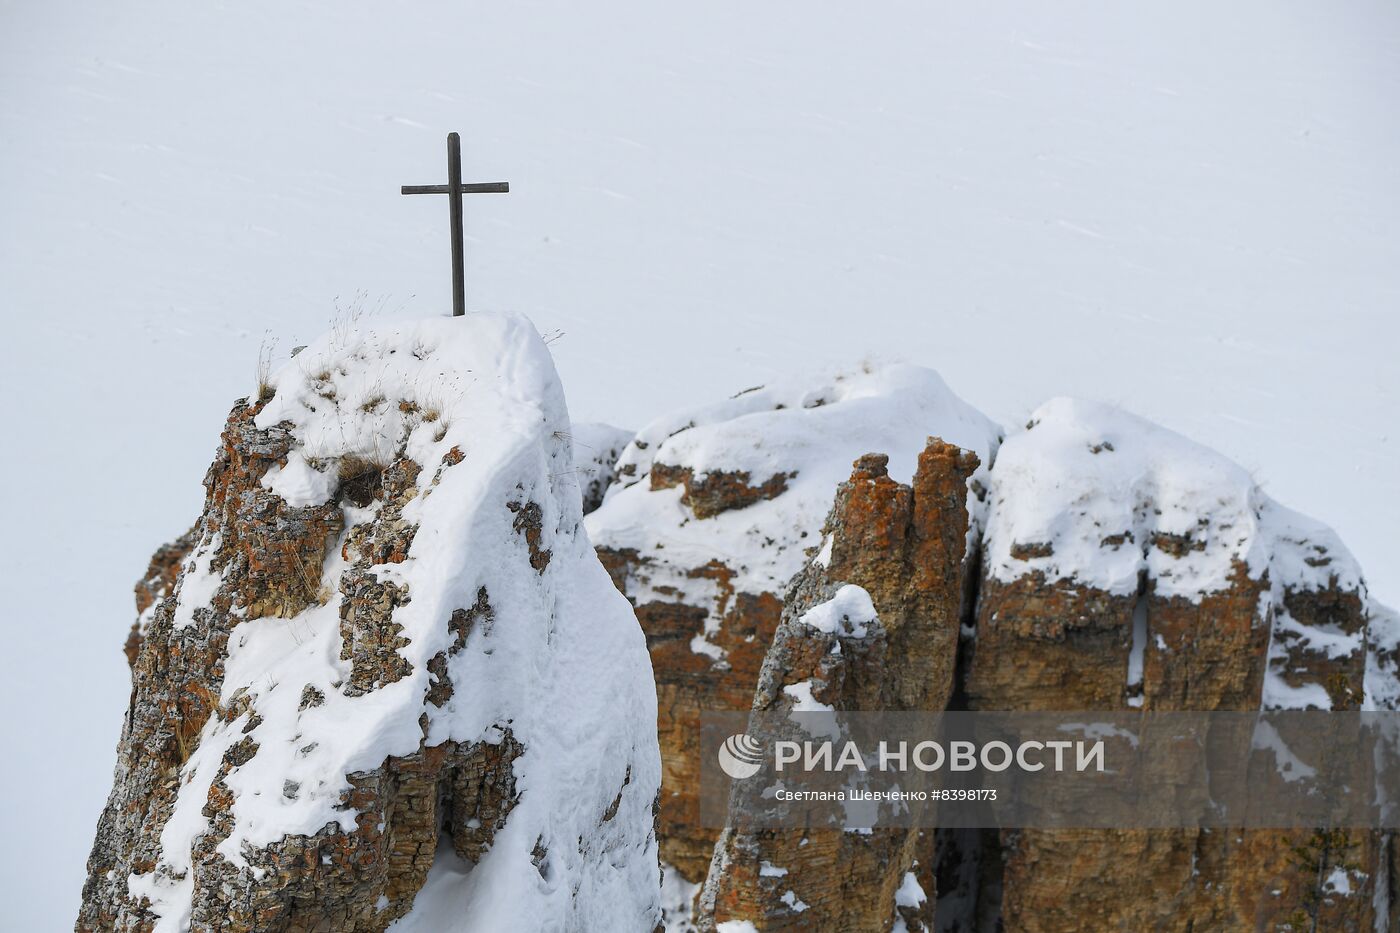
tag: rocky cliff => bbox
[80,315,663,932]
[697,442,980,931]
[590,385,1396,931]
[958,398,1395,933]
[84,339,1399,933]
[584,365,1001,886]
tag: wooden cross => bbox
[401,132,509,316]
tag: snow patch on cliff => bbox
[797,584,877,639]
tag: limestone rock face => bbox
[125,527,198,666]
[697,442,980,932]
[961,398,1391,933]
[80,315,663,933]
[686,396,1398,933]
[82,398,347,932]
[585,366,1001,882]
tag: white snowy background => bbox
[2,1,1396,927]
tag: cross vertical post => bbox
[446,132,466,316]
[400,132,510,317]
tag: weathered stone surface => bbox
[987,826,1387,933]
[597,543,785,880]
[507,499,552,572]
[697,440,980,932]
[80,397,346,932]
[594,516,787,884]
[125,526,198,666]
[681,398,1396,933]
[957,400,1387,933]
[650,463,795,520]
[964,559,1275,714]
[206,407,345,623]
[185,730,524,933]
[587,366,1000,888]
[80,400,521,933]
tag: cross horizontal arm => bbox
[401,182,510,195]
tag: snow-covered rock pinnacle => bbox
[80,314,662,932]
